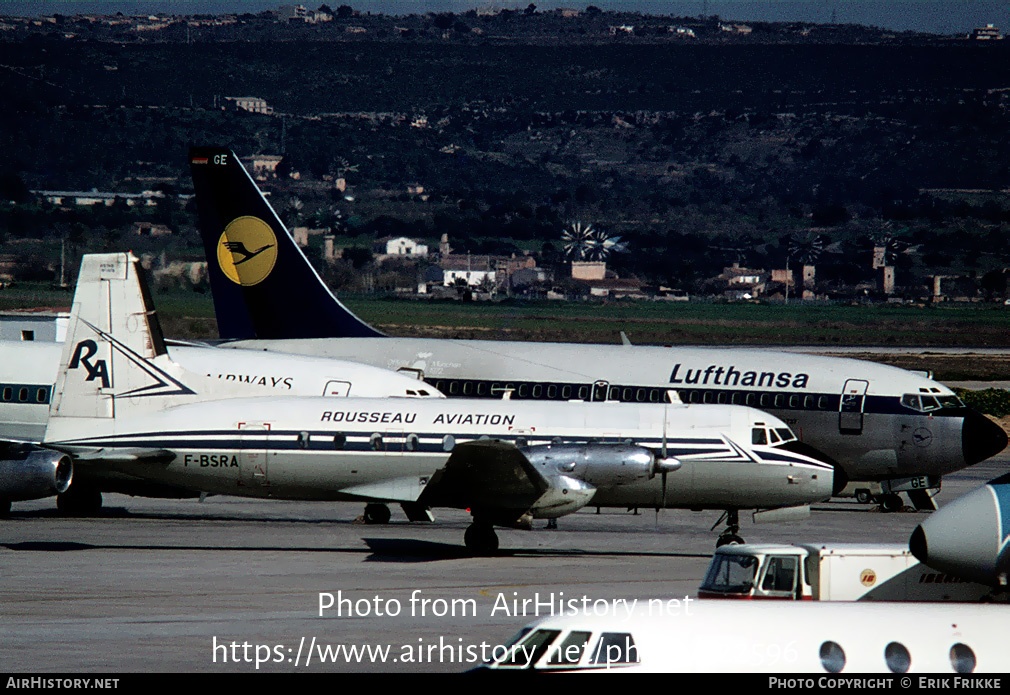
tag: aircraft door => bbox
[839,379,868,435]
[323,380,351,397]
[238,422,270,487]
[592,380,609,402]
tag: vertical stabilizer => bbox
[47,253,194,427]
[189,146,383,340]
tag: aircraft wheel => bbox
[879,494,904,513]
[716,533,745,548]
[56,486,102,517]
[855,489,872,505]
[464,522,499,555]
[363,503,391,525]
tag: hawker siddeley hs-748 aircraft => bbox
[32,252,835,552]
[189,145,1007,512]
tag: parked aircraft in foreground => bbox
[36,253,835,551]
[478,601,1007,672]
[910,472,1010,587]
[189,146,1007,512]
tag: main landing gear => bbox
[362,503,392,525]
[464,519,499,555]
[713,509,745,547]
[56,484,103,517]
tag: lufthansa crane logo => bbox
[217,216,278,286]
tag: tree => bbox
[524,3,537,16]
[336,5,353,19]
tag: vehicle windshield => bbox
[700,553,758,593]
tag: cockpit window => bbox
[902,393,945,412]
[590,632,639,666]
[768,429,782,444]
[775,428,796,444]
[500,629,560,669]
[546,631,592,666]
[938,395,965,409]
[752,428,768,445]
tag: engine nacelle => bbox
[522,442,677,487]
[529,474,596,519]
[0,450,73,502]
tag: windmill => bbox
[561,222,626,261]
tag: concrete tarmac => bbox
[1,455,1007,673]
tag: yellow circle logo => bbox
[217,216,278,286]
[860,569,877,587]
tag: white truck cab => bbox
[699,543,998,601]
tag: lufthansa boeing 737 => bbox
[31,252,835,552]
[189,146,1007,517]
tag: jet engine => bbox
[521,442,680,487]
[0,450,73,503]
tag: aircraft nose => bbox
[962,410,1008,465]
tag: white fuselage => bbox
[43,398,834,510]
[223,337,996,481]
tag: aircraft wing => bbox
[418,439,553,518]
[46,446,177,464]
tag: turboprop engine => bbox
[0,450,73,508]
[522,442,681,518]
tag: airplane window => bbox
[769,429,782,444]
[298,431,309,449]
[774,394,786,408]
[477,382,488,396]
[610,386,621,401]
[949,643,976,673]
[746,393,756,406]
[804,395,814,409]
[333,434,346,450]
[18,388,28,402]
[650,389,661,403]
[690,391,701,404]
[703,391,715,404]
[561,385,572,399]
[547,631,592,666]
[775,428,795,443]
[547,385,558,399]
[760,394,771,407]
[370,434,384,451]
[37,388,47,403]
[938,395,965,409]
[463,381,473,396]
[920,395,941,411]
[489,628,531,665]
[501,629,560,669]
[590,632,639,666]
[578,386,589,400]
[819,641,846,673]
[406,434,419,452]
[752,428,768,445]
[532,384,543,398]
[622,387,632,401]
[731,392,743,405]
[636,389,646,402]
[884,642,911,674]
[901,394,921,411]
[449,381,460,396]
[519,384,529,398]
[434,380,446,393]
[717,391,728,404]
[442,435,455,452]
[789,395,800,408]
[2,387,10,401]
[818,396,830,410]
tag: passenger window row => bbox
[430,379,671,404]
[820,640,976,674]
[0,384,49,404]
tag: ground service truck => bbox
[698,543,999,601]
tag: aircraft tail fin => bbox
[189,146,383,340]
[47,253,196,430]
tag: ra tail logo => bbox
[68,321,196,398]
[217,216,278,286]
[69,339,110,387]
